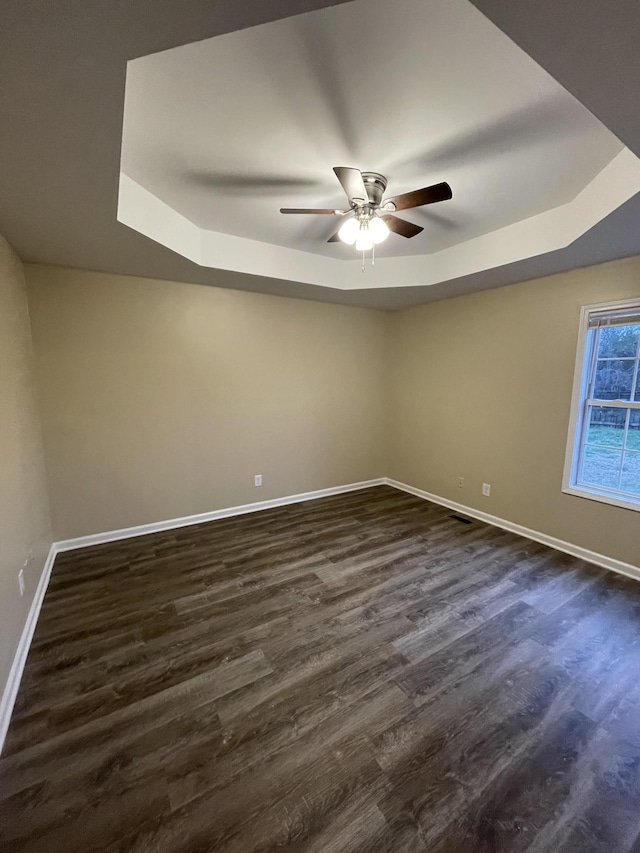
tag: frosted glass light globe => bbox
[369,216,390,244]
[338,217,359,245]
[355,224,374,251]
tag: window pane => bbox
[593,359,634,400]
[627,410,640,451]
[579,446,622,490]
[621,451,640,496]
[586,406,625,447]
[597,324,640,358]
[568,304,640,507]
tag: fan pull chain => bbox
[372,243,375,267]
[362,249,365,272]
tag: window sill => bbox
[562,484,640,513]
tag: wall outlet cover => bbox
[254,474,262,487]
[482,483,491,496]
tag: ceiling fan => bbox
[280,167,452,251]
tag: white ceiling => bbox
[2,0,640,308]
[121,0,625,265]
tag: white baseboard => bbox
[55,478,387,552]
[0,543,57,755]
[385,478,640,582]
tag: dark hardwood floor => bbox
[2,485,640,852]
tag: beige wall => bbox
[26,266,390,540]
[389,256,640,568]
[22,256,640,566]
[0,238,52,702]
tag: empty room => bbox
[2,0,640,851]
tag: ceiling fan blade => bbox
[327,229,342,243]
[381,214,424,238]
[386,182,452,212]
[333,167,369,206]
[280,207,344,214]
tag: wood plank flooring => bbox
[2,485,640,852]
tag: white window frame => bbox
[563,296,640,513]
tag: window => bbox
[563,298,640,511]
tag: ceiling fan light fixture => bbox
[338,217,359,245]
[281,167,451,260]
[369,215,390,244]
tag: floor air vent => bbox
[450,514,473,524]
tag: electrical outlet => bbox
[457,477,464,488]
[482,483,491,497]
[254,474,262,487]
[18,569,25,597]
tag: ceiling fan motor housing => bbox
[360,172,388,208]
